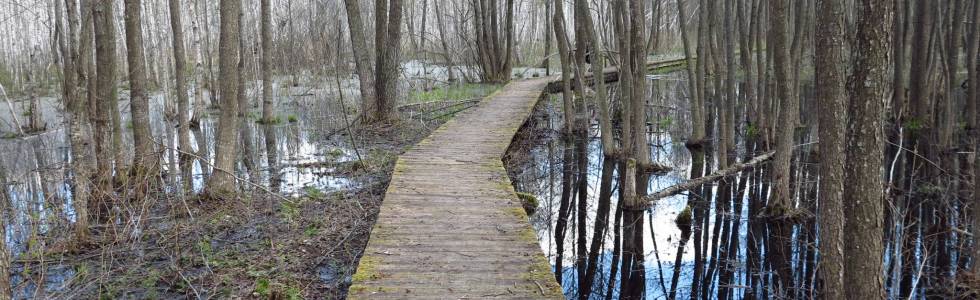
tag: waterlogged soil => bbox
[0,70,504,298]
[16,122,438,300]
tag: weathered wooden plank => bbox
[348,77,564,299]
[349,59,687,299]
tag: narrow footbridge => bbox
[348,58,686,299]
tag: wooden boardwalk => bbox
[348,77,561,299]
[348,58,686,299]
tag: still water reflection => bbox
[508,72,758,299]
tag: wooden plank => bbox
[348,77,564,299]
[349,59,686,299]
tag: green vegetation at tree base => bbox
[408,83,502,104]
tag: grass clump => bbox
[257,116,283,125]
[409,83,501,103]
[516,192,539,216]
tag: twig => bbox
[150,140,294,203]
[177,268,202,299]
[0,82,25,136]
[885,139,950,175]
[533,280,545,295]
[334,20,364,166]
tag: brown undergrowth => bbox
[14,120,438,300]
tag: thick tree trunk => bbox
[843,0,890,298]
[372,0,404,123]
[343,0,376,118]
[63,0,94,241]
[969,0,980,276]
[814,0,846,298]
[206,0,242,196]
[124,0,157,196]
[766,0,799,296]
[620,159,645,300]
[92,0,117,217]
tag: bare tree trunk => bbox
[63,0,94,241]
[190,0,207,124]
[206,0,242,196]
[237,39,256,177]
[765,0,798,296]
[550,0,574,286]
[901,1,934,296]
[0,176,10,299]
[968,0,980,276]
[571,0,594,296]
[373,0,404,123]
[82,0,98,122]
[843,0,890,298]
[542,0,552,75]
[343,0,376,118]
[676,0,702,145]
[260,0,278,191]
[26,52,44,133]
[93,0,117,217]
[124,0,157,196]
[473,0,514,83]
[169,0,193,191]
[260,0,273,123]
[434,0,456,82]
[814,0,846,298]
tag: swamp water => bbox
[507,72,788,300]
[0,63,508,297]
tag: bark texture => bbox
[766,0,798,295]
[343,0,376,118]
[814,0,846,298]
[93,0,117,216]
[169,0,193,191]
[207,0,243,196]
[843,0,890,298]
[124,0,157,190]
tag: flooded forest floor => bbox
[21,124,437,299]
[62,125,426,299]
[1,68,510,298]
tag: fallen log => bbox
[641,151,776,208]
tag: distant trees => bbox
[473,0,515,83]
[341,0,403,123]
[3,0,980,297]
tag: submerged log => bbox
[641,151,775,208]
